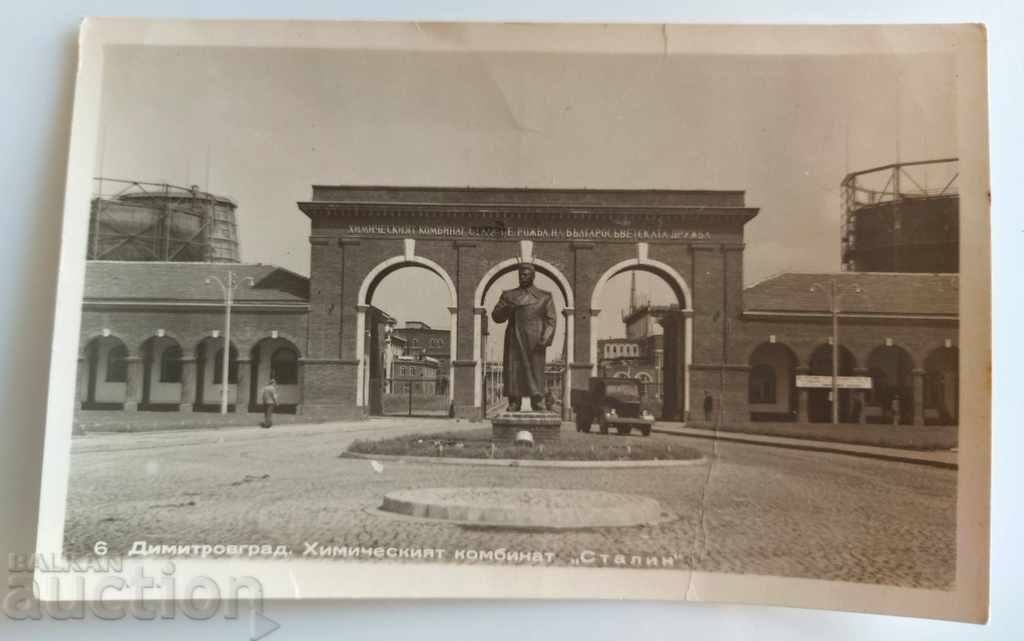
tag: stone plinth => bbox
[380,487,670,529]
[491,411,562,444]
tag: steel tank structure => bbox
[840,158,959,273]
[88,179,240,263]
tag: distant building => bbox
[598,306,668,406]
[392,321,451,370]
[390,355,441,395]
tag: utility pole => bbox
[205,271,254,414]
[810,278,862,425]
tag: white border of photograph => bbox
[34,19,990,622]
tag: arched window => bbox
[212,347,238,384]
[749,364,777,403]
[270,347,298,385]
[106,344,128,382]
[160,345,183,382]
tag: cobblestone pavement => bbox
[63,418,956,589]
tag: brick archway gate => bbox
[298,186,759,422]
[589,249,694,420]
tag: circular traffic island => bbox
[379,487,674,529]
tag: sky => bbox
[94,43,957,342]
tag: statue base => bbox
[491,411,562,444]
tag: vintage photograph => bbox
[35,20,989,620]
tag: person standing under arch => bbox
[260,378,278,428]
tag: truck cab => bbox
[571,377,656,436]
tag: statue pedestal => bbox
[491,411,562,444]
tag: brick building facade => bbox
[78,261,309,413]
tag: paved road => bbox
[63,417,956,589]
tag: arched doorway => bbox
[924,345,958,425]
[81,335,130,409]
[866,345,914,425]
[359,253,457,417]
[748,342,798,422]
[808,344,857,423]
[195,337,239,412]
[477,256,571,417]
[140,335,183,410]
[589,254,692,420]
[249,337,302,414]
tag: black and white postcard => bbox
[32,19,990,622]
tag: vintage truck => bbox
[571,377,657,436]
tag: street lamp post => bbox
[809,278,863,425]
[205,271,254,414]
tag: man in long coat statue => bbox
[491,262,557,412]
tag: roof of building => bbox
[84,261,309,304]
[395,325,449,334]
[743,272,958,316]
[307,185,749,208]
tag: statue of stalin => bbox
[490,263,557,412]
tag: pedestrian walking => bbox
[260,378,278,428]
[703,390,714,424]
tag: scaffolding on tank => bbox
[88,178,240,263]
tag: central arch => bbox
[472,245,575,417]
[589,249,693,418]
[355,247,458,409]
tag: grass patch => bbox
[345,428,702,461]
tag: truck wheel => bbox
[598,416,609,435]
[616,425,631,436]
[576,413,591,433]
[641,425,651,437]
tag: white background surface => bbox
[0,1,1019,639]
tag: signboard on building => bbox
[795,375,873,389]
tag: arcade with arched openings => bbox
[924,345,959,425]
[139,334,185,410]
[866,344,915,425]
[807,343,858,423]
[80,334,132,409]
[248,336,303,413]
[748,341,798,422]
[195,337,239,411]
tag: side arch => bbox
[589,257,692,313]
[588,255,694,418]
[358,254,458,308]
[355,252,458,408]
